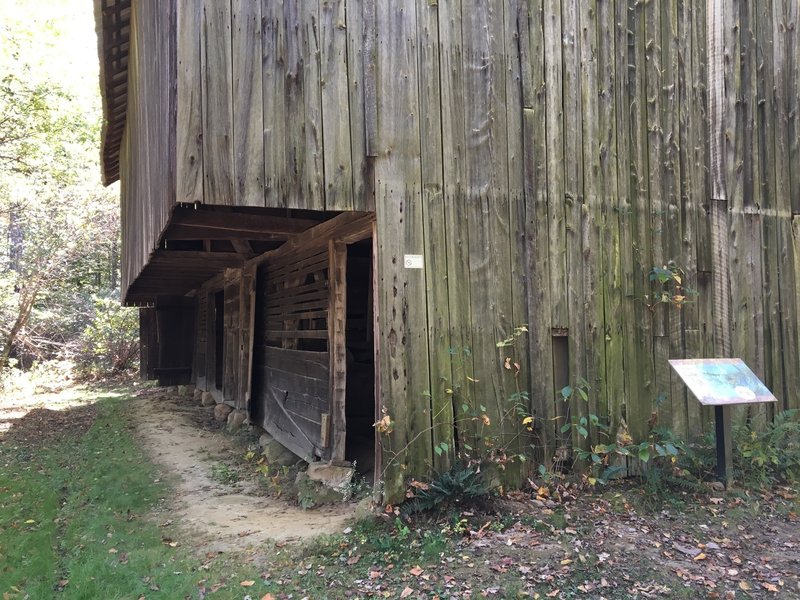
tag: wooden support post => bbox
[329,240,348,462]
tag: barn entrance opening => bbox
[344,238,375,481]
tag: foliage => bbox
[0,5,123,377]
[376,325,535,510]
[210,462,239,485]
[733,410,800,486]
[75,294,138,376]
[558,381,687,488]
[644,261,697,311]
[402,464,490,515]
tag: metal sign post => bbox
[668,359,777,485]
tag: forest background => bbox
[0,0,136,391]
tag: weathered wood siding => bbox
[120,0,176,296]
[124,1,800,500]
[175,0,373,210]
[362,0,800,500]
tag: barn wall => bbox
[366,0,800,501]
[138,0,800,501]
[174,0,372,211]
[120,0,176,295]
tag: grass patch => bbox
[0,393,261,599]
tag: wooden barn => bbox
[96,0,800,502]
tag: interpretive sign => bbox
[668,358,777,485]
[668,358,777,407]
[403,254,424,269]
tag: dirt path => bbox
[133,388,356,551]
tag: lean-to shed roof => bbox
[94,0,131,185]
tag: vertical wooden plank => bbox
[679,0,703,439]
[627,0,655,441]
[615,0,639,442]
[320,0,354,210]
[578,0,606,432]
[774,1,800,411]
[691,2,712,428]
[374,0,430,502]
[223,270,241,403]
[788,1,800,216]
[232,0,264,207]
[283,1,324,210]
[522,0,556,464]
[756,0,780,413]
[543,0,567,330]
[262,0,286,208]
[461,0,513,455]
[561,0,586,451]
[708,0,732,360]
[662,0,688,438]
[416,0,453,472]
[645,0,666,342]
[329,240,347,461]
[371,223,383,495]
[202,0,234,205]
[363,0,378,158]
[345,0,368,209]
[237,267,255,410]
[438,0,475,459]
[505,0,530,476]
[788,216,800,410]
[598,0,623,437]
[176,0,204,204]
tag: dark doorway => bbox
[214,290,224,391]
[344,239,375,480]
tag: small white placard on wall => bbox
[404,254,424,269]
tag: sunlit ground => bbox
[0,362,127,433]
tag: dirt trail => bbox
[133,389,355,551]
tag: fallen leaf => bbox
[261,594,275,600]
[400,587,414,598]
[693,553,707,561]
[739,582,751,591]
[240,580,255,587]
[108,548,118,554]
[346,555,361,566]
[409,566,424,577]
[762,583,779,593]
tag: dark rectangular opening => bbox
[344,238,375,481]
[552,333,570,454]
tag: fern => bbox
[403,464,490,516]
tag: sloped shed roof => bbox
[94,0,131,185]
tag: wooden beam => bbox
[230,239,255,257]
[150,249,245,267]
[329,240,347,462]
[247,212,375,269]
[163,224,289,241]
[170,207,320,235]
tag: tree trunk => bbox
[7,205,23,273]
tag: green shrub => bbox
[76,294,138,376]
[734,410,800,486]
[402,463,491,515]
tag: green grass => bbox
[0,394,261,599]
